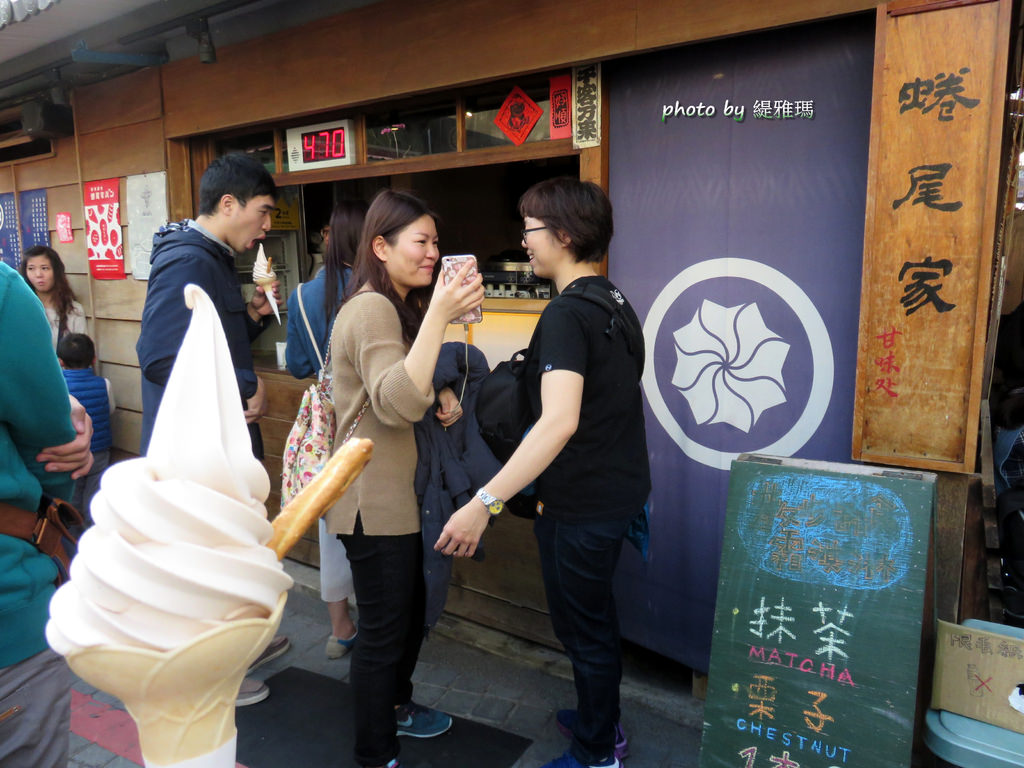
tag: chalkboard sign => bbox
[699,455,935,768]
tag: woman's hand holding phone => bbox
[438,254,484,324]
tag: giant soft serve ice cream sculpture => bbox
[47,284,372,768]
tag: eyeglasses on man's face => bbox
[521,226,547,241]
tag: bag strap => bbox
[0,497,83,585]
[296,283,324,373]
[559,282,645,377]
[342,398,370,443]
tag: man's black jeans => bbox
[341,516,425,767]
[535,513,632,766]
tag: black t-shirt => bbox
[525,276,651,522]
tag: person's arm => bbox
[37,396,94,479]
[243,376,268,423]
[105,378,116,414]
[285,288,317,379]
[434,369,583,557]
[341,295,434,428]
[2,274,79,495]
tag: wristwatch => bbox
[475,487,505,516]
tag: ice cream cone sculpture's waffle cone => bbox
[64,593,286,768]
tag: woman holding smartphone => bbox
[436,177,650,768]
[326,188,484,768]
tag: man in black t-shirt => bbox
[436,178,650,768]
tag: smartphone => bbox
[441,254,483,324]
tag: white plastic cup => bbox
[275,341,287,370]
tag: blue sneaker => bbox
[395,701,452,738]
[556,709,629,760]
[539,751,619,768]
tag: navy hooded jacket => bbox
[136,222,268,455]
[415,341,502,629]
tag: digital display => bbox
[301,127,347,163]
[286,119,355,170]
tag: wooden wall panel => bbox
[166,139,192,222]
[13,137,77,189]
[95,318,140,366]
[58,236,88,274]
[76,68,162,135]
[102,362,143,413]
[111,408,142,455]
[635,0,876,50]
[47,184,83,230]
[161,0,637,138]
[91,277,147,321]
[0,166,13,194]
[78,119,165,181]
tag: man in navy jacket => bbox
[136,154,279,456]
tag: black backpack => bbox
[476,281,644,466]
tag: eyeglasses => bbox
[521,226,547,240]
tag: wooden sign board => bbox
[851,0,1011,472]
[700,455,935,768]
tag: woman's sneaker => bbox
[395,701,453,738]
[556,709,629,760]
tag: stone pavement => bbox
[67,559,703,767]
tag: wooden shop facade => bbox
[0,0,1020,676]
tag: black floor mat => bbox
[236,666,531,768]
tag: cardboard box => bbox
[932,619,1024,735]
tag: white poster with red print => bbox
[84,178,125,280]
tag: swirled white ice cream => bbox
[46,284,292,653]
[251,242,280,323]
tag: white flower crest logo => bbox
[671,299,791,433]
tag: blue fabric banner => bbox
[19,188,50,250]
[0,193,21,269]
[607,15,875,670]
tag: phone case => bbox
[441,254,483,324]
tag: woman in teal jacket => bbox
[0,261,94,768]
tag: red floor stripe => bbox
[70,689,248,767]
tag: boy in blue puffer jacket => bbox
[57,333,114,524]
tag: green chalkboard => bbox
[699,455,935,768]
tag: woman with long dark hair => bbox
[325,188,483,768]
[285,200,369,659]
[20,246,86,349]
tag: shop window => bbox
[215,130,275,173]
[365,102,457,161]
[465,83,551,149]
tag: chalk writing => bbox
[899,256,956,315]
[898,68,980,121]
[891,163,963,212]
[812,603,854,662]
[748,674,778,720]
[802,691,834,733]
[734,720,853,763]
[738,476,913,590]
[748,646,857,687]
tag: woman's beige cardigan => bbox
[325,292,434,536]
